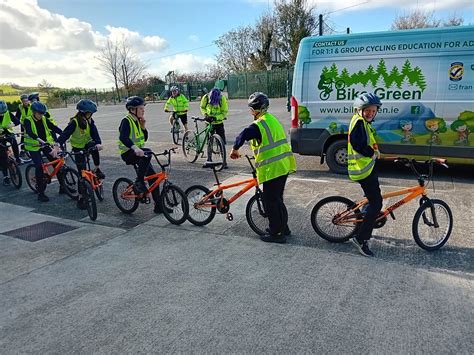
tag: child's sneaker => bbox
[3,176,11,186]
[350,237,374,257]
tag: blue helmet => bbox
[28,92,40,102]
[248,92,269,111]
[353,93,382,109]
[125,96,146,109]
[0,100,7,114]
[31,101,48,114]
[76,99,97,113]
[20,94,28,100]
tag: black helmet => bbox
[31,101,48,114]
[76,99,98,113]
[353,93,382,109]
[28,92,40,101]
[20,94,28,100]
[125,96,146,109]
[248,92,269,111]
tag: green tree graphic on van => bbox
[317,59,427,101]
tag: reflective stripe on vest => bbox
[347,114,378,181]
[70,117,91,148]
[250,113,296,184]
[24,115,54,151]
[0,111,14,133]
[118,114,145,154]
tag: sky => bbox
[0,0,473,89]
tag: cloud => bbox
[105,26,168,52]
[0,22,36,49]
[154,54,216,77]
[188,35,199,42]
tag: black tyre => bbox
[59,167,80,200]
[320,90,330,101]
[245,192,288,236]
[113,177,139,214]
[8,159,22,189]
[172,120,181,145]
[412,199,453,251]
[25,164,37,193]
[95,180,104,201]
[80,179,97,221]
[182,130,199,163]
[185,185,217,226]
[326,140,348,175]
[160,184,189,225]
[311,196,360,243]
[208,134,226,171]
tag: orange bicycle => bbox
[185,155,281,236]
[70,146,104,221]
[311,158,453,251]
[112,148,189,225]
[25,144,79,199]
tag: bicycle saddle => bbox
[202,161,222,169]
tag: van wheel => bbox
[326,140,348,175]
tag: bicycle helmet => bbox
[248,92,269,111]
[31,101,48,114]
[0,100,7,114]
[76,99,98,113]
[125,96,146,109]
[20,94,28,100]
[28,92,40,102]
[170,86,179,92]
[353,93,382,109]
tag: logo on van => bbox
[317,59,427,101]
[449,62,464,82]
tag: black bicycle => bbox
[0,133,22,189]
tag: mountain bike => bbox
[311,158,453,251]
[185,155,283,236]
[182,116,226,171]
[112,148,189,225]
[70,145,104,221]
[170,112,181,145]
[0,133,22,189]
[25,144,79,199]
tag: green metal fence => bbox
[227,67,293,99]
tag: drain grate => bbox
[3,221,79,242]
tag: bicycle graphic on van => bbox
[318,74,346,100]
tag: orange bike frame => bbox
[42,157,65,179]
[195,177,258,209]
[81,170,103,191]
[335,184,427,226]
[121,171,167,199]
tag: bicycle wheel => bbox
[8,159,22,189]
[245,192,288,236]
[95,180,104,201]
[185,185,217,226]
[311,196,360,243]
[80,179,97,221]
[25,164,37,193]
[172,121,180,145]
[112,177,139,214]
[208,134,226,172]
[412,199,453,251]
[160,184,189,225]
[182,130,199,163]
[59,167,80,200]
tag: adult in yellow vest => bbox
[164,86,189,132]
[230,92,296,244]
[347,93,383,257]
[118,96,166,214]
[15,94,31,158]
[0,100,21,185]
[200,88,229,143]
[24,101,63,202]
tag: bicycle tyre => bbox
[95,180,104,201]
[172,121,180,145]
[59,167,80,200]
[25,164,37,193]
[245,192,288,236]
[81,179,97,221]
[8,159,22,189]
[208,134,226,172]
[182,130,199,163]
[113,177,139,214]
[160,184,189,225]
[412,199,453,251]
[311,196,360,243]
[185,185,217,226]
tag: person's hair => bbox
[400,120,412,128]
[209,89,221,106]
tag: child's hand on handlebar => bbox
[230,148,241,160]
[132,146,145,157]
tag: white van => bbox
[290,26,474,173]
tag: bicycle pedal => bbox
[226,212,233,221]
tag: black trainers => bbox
[153,203,173,214]
[38,193,49,202]
[3,176,11,186]
[260,233,287,244]
[58,186,66,194]
[95,168,105,180]
[133,180,147,194]
[350,237,374,257]
[265,227,291,237]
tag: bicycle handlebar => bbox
[386,156,448,180]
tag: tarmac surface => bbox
[0,99,473,353]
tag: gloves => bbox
[205,116,215,123]
[96,144,103,151]
[132,145,144,157]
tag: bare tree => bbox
[37,79,53,99]
[444,13,464,27]
[117,39,148,97]
[97,39,122,100]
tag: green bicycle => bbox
[182,116,226,171]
